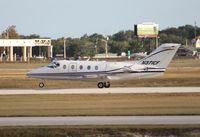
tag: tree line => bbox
[1,25,200,58]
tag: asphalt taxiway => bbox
[0,87,200,95]
[0,116,200,126]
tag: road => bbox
[0,87,200,95]
[0,116,200,126]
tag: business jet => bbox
[27,43,180,88]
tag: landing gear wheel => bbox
[97,82,104,88]
[104,82,110,88]
[39,82,44,88]
[97,81,110,88]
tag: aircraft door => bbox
[69,63,77,72]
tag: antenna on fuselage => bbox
[51,57,57,62]
[86,57,90,61]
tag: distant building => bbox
[0,39,52,62]
[176,45,193,57]
[94,53,118,59]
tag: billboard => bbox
[135,22,159,38]
[196,37,200,48]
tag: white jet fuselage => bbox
[27,60,164,81]
[27,43,180,87]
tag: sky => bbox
[0,0,199,38]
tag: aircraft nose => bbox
[27,68,40,77]
[27,67,47,78]
[27,70,34,77]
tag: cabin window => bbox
[95,66,98,70]
[79,65,83,70]
[63,65,66,69]
[71,65,75,69]
[56,62,60,67]
[47,62,60,68]
[87,65,91,70]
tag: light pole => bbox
[95,39,98,54]
[63,37,66,59]
[102,36,109,58]
[195,21,197,40]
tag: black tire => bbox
[104,82,110,88]
[97,82,104,88]
[39,82,44,88]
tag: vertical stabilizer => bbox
[138,43,180,68]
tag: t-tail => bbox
[137,43,180,70]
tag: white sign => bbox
[34,39,51,46]
[0,39,51,47]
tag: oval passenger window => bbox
[63,65,66,69]
[79,65,83,70]
[87,65,91,70]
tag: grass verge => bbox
[0,93,200,117]
[0,125,200,137]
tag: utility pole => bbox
[102,36,109,58]
[105,38,108,57]
[4,32,9,53]
[63,37,66,59]
[155,36,158,48]
[5,31,9,60]
[195,21,197,40]
[95,39,98,54]
[7,31,9,39]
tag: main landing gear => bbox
[97,81,110,88]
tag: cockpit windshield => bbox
[47,61,60,68]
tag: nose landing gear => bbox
[39,82,45,88]
[97,81,110,88]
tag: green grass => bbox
[169,58,200,67]
[0,62,49,69]
[0,125,200,137]
[0,93,200,117]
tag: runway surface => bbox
[0,87,200,95]
[0,116,200,126]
